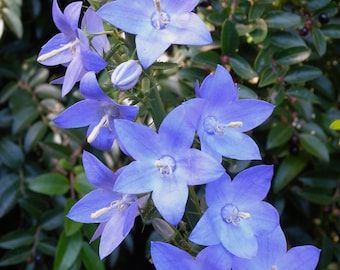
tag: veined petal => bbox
[196,244,233,270]
[162,0,199,13]
[62,53,84,96]
[279,246,321,270]
[52,0,81,36]
[152,174,188,225]
[79,72,111,101]
[82,151,116,190]
[117,104,139,121]
[63,1,82,33]
[122,202,139,236]
[205,174,232,206]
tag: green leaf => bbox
[266,122,294,149]
[258,68,277,87]
[29,173,69,195]
[64,199,83,237]
[271,31,306,49]
[299,133,329,162]
[0,82,19,104]
[34,84,62,100]
[24,121,48,152]
[40,209,64,231]
[80,242,105,270]
[0,230,34,249]
[275,46,311,65]
[0,174,19,217]
[321,24,340,39]
[248,3,266,21]
[37,238,57,256]
[228,54,258,80]
[221,20,239,54]
[192,51,220,69]
[2,7,23,39]
[248,18,268,44]
[330,120,340,130]
[273,154,309,192]
[297,188,333,205]
[264,11,302,29]
[0,247,31,266]
[307,0,331,11]
[73,172,94,196]
[0,138,24,169]
[286,87,319,103]
[311,27,327,56]
[54,231,82,270]
[28,68,49,88]
[12,106,39,134]
[284,65,322,84]
[254,48,274,74]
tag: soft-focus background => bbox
[1,0,340,269]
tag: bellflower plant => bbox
[67,151,148,259]
[53,72,138,151]
[233,226,321,270]
[111,60,143,90]
[189,165,279,258]
[151,241,233,270]
[37,0,108,96]
[97,0,212,68]
[112,104,226,225]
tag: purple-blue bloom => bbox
[184,65,274,161]
[53,72,138,151]
[151,241,233,270]
[97,0,212,68]
[189,165,279,259]
[232,226,321,270]
[111,60,143,90]
[37,0,108,96]
[112,105,226,225]
[67,151,148,259]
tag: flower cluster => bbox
[38,0,321,269]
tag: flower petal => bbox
[162,0,199,13]
[279,245,321,270]
[196,244,233,270]
[62,52,84,96]
[122,202,139,236]
[52,0,81,36]
[79,72,111,101]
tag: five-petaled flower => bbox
[67,151,148,259]
[97,0,212,68]
[232,226,321,270]
[53,72,138,151]
[112,104,226,225]
[189,165,279,258]
[37,0,108,96]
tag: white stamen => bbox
[226,121,243,128]
[37,39,79,62]
[87,115,110,143]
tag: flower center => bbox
[203,116,243,135]
[271,266,278,270]
[221,203,250,225]
[151,0,170,30]
[37,38,79,62]
[155,155,176,176]
[90,194,135,219]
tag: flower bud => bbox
[111,60,142,90]
[151,218,175,241]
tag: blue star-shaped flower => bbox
[112,104,226,225]
[67,151,148,259]
[232,226,321,269]
[97,0,212,68]
[37,0,108,96]
[189,165,279,259]
[53,72,138,151]
[151,241,233,270]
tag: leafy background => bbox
[1,0,340,269]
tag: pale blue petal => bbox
[79,72,111,101]
[82,151,116,190]
[90,222,105,243]
[189,211,220,246]
[52,0,80,36]
[113,161,158,194]
[279,246,321,270]
[122,202,139,236]
[205,174,232,206]
[151,242,195,270]
[196,244,233,270]
[152,175,188,225]
[163,0,199,13]
[63,1,82,33]
[118,104,139,121]
[53,100,102,128]
[62,52,83,96]
[175,148,225,186]
[99,210,127,259]
[86,125,115,152]
[114,119,161,160]
[67,190,120,223]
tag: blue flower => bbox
[37,0,108,96]
[189,165,279,259]
[53,72,138,151]
[184,65,274,161]
[151,241,233,270]
[111,60,143,90]
[232,226,321,270]
[67,151,148,259]
[97,0,212,68]
[112,105,226,225]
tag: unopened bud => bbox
[111,60,142,90]
[151,218,175,241]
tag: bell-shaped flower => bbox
[112,104,226,225]
[37,0,108,96]
[189,165,279,259]
[67,151,148,259]
[111,60,143,90]
[232,226,321,270]
[53,72,138,151]
[97,0,212,68]
[182,65,274,161]
[151,241,233,270]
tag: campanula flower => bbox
[112,104,225,225]
[189,165,279,259]
[151,242,233,270]
[182,65,274,161]
[37,0,108,96]
[232,226,321,270]
[53,72,138,151]
[67,151,148,259]
[97,0,212,68]
[111,60,143,90]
